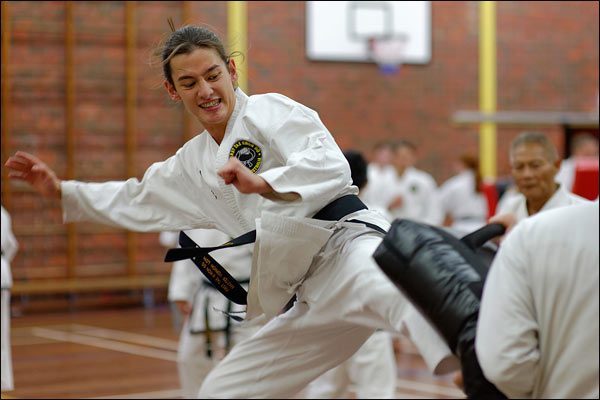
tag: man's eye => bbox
[207,72,221,81]
[181,82,195,88]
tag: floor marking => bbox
[87,388,182,399]
[31,327,178,362]
[393,392,442,399]
[69,324,179,350]
[396,378,465,397]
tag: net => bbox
[369,35,408,76]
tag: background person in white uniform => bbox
[555,132,599,192]
[160,229,253,399]
[477,202,599,399]
[494,131,588,221]
[360,141,397,212]
[1,205,19,393]
[5,24,457,398]
[386,140,444,226]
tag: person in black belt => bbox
[5,23,458,398]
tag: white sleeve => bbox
[168,259,200,302]
[61,152,213,232]
[476,224,539,398]
[1,206,19,262]
[402,306,460,375]
[159,231,179,248]
[246,97,351,204]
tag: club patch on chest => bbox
[229,140,263,173]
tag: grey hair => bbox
[510,131,558,162]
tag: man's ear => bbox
[164,80,181,101]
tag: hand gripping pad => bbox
[372,219,506,399]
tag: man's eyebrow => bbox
[176,64,221,82]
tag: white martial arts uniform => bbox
[385,167,444,226]
[61,88,456,398]
[494,184,588,220]
[439,170,488,236]
[360,164,397,212]
[1,205,18,392]
[160,229,254,399]
[476,203,599,399]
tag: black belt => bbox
[163,195,386,305]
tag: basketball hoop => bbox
[369,35,408,76]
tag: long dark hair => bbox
[154,21,242,87]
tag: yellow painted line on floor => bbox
[31,327,177,362]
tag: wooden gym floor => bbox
[2,305,465,399]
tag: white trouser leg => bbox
[177,321,216,399]
[348,331,397,399]
[305,361,350,399]
[177,317,264,398]
[1,289,14,392]
[198,301,375,399]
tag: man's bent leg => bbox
[198,301,374,399]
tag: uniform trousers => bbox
[198,226,443,398]
[304,329,397,399]
[177,319,260,399]
[1,289,14,392]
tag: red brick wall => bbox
[1,1,598,283]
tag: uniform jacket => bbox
[495,184,588,220]
[61,89,386,320]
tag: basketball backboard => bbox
[306,1,431,64]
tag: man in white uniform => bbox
[160,229,253,398]
[494,131,588,221]
[5,25,456,398]
[385,140,444,226]
[360,141,397,212]
[477,202,599,399]
[1,205,19,393]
